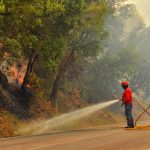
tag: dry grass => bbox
[0,110,18,138]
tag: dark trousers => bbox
[125,104,134,127]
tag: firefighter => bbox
[121,81,134,128]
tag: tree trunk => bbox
[50,74,61,108]
[43,0,47,15]
[50,50,75,108]
[21,53,39,95]
[30,54,39,72]
[21,54,33,93]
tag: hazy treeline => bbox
[82,3,150,103]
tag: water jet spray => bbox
[18,99,119,135]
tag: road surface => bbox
[0,128,150,150]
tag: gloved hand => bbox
[121,102,124,107]
[119,99,124,107]
[119,99,122,102]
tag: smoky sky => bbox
[126,0,150,26]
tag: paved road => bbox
[0,128,150,150]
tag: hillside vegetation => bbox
[0,0,150,137]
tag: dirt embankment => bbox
[0,70,23,137]
[0,70,53,137]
